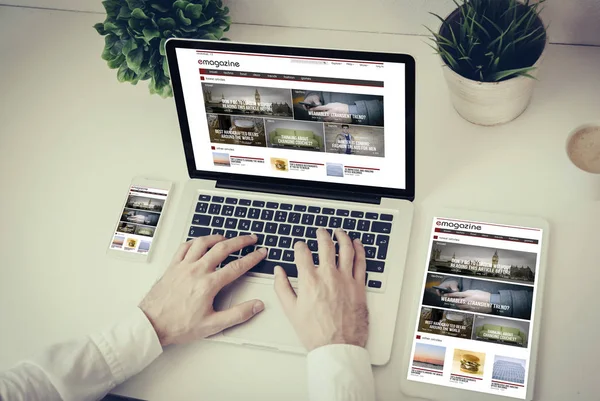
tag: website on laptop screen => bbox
[174,48,406,189]
[407,218,543,399]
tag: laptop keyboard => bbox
[188,194,393,292]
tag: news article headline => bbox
[215,129,260,142]
[440,296,510,312]
[332,139,377,152]
[450,258,515,275]
[425,319,468,335]
[308,110,367,120]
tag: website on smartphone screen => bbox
[175,48,406,189]
[110,186,168,254]
[407,218,543,399]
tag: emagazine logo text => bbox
[198,59,240,68]
[436,221,482,231]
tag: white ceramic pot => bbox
[442,46,546,126]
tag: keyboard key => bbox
[308,206,321,213]
[377,235,389,259]
[294,205,307,212]
[301,214,315,225]
[239,199,252,206]
[329,217,342,228]
[241,245,255,256]
[278,224,292,235]
[366,212,378,219]
[275,211,288,222]
[312,253,320,265]
[278,236,292,248]
[191,214,211,226]
[213,196,224,203]
[208,204,221,215]
[199,195,211,201]
[307,240,318,252]
[225,218,237,229]
[265,222,278,233]
[368,280,382,289]
[212,228,225,236]
[349,231,361,240]
[240,232,251,237]
[238,219,251,231]
[261,209,274,221]
[351,211,364,218]
[255,234,264,245]
[222,255,239,265]
[265,235,278,247]
[372,222,392,234]
[376,234,390,246]
[225,230,237,239]
[282,250,295,262]
[211,216,224,228]
[336,209,349,217]
[325,228,333,236]
[287,212,301,224]
[266,202,279,209]
[315,215,328,227]
[293,238,305,247]
[252,200,265,207]
[292,226,306,237]
[380,214,394,221]
[306,227,318,238]
[357,219,371,232]
[365,246,376,259]
[343,218,357,230]
[322,208,335,215]
[188,226,210,237]
[187,238,193,241]
[250,260,297,277]
[365,273,368,285]
[222,206,234,216]
[234,207,247,218]
[335,243,340,254]
[366,260,385,273]
[362,233,375,245]
[280,203,293,210]
[268,248,282,260]
[225,197,238,205]
[195,202,208,213]
[251,221,264,232]
[248,208,261,219]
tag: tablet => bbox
[401,209,549,401]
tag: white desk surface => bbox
[0,6,598,401]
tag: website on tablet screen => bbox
[407,218,543,399]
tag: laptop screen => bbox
[171,43,411,192]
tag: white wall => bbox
[5,0,600,46]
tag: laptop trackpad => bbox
[221,281,303,349]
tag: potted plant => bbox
[94,0,231,97]
[428,0,547,126]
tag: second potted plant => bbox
[428,0,547,126]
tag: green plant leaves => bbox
[126,46,145,73]
[487,66,537,81]
[131,8,149,20]
[186,4,204,19]
[126,0,145,10]
[142,27,160,43]
[177,9,192,25]
[158,17,176,30]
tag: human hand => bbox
[435,280,460,297]
[302,94,322,110]
[444,290,492,313]
[139,235,267,346]
[274,228,369,351]
[311,103,352,123]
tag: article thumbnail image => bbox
[125,195,164,212]
[452,349,485,377]
[472,315,530,348]
[412,343,446,371]
[418,307,474,340]
[134,225,155,238]
[326,163,344,177]
[120,209,160,227]
[116,222,136,234]
[207,114,266,148]
[292,89,384,127]
[492,356,526,384]
[138,240,151,253]
[203,83,293,119]
[324,123,385,157]
[212,152,231,167]
[270,157,289,172]
[429,241,537,284]
[265,119,325,152]
[111,235,124,248]
[422,273,533,320]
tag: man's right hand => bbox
[435,280,460,296]
[302,94,322,109]
[274,228,369,351]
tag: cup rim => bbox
[566,123,600,174]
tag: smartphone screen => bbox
[109,185,169,254]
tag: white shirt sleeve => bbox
[0,307,163,401]
[306,344,376,401]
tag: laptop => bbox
[164,39,415,365]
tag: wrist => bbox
[139,304,170,347]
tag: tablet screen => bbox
[407,217,543,399]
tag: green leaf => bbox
[117,6,131,20]
[93,22,107,35]
[104,34,118,49]
[163,56,170,76]
[107,54,125,69]
[185,3,204,19]
[177,9,192,26]
[157,17,176,30]
[142,28,160,43]
[151,3,170,13]
[101,47,115,61]
[131,8,149,20]
[194,17,215,28]
[173,0,190,11]
[121,38,138,55]
[126,0,145,10]
[126,46,145,73]
[117,64,138,83]
[488,66,537,81]
[159,38,168,56]
[103,21,119,32]
[102,0,120,17]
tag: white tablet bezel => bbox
[106,177,173,263]
[399,208,550,401]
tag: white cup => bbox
[566,124,600,174]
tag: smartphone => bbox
[107,178,173,262]
[432,286,456,294]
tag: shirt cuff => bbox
[90,307,163,386]
[306,344,375,401]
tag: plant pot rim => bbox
[438,2,548,86]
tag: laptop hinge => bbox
[215,179,382,205]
